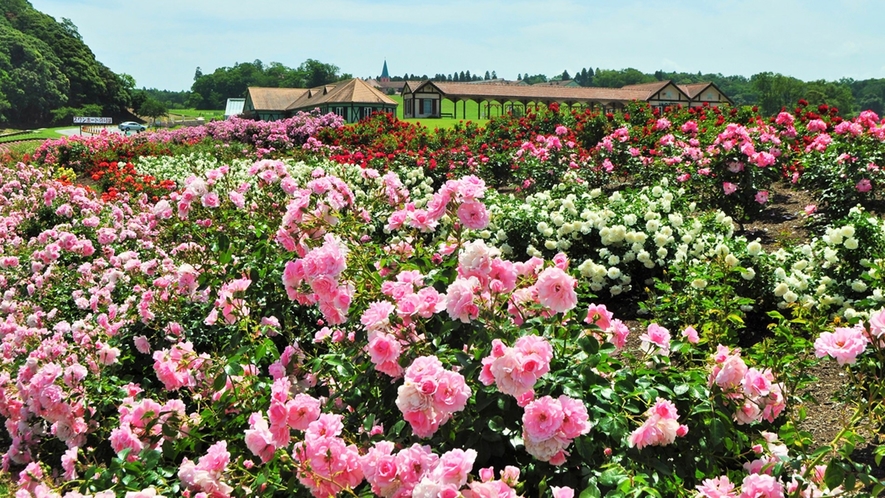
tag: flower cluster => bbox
[395,356,471,438]
[628,398,688,449]
[291,414,364,497]
[177,440,233,497]
[479,335,553,405]
[521,395,591,464]
[709,345,786,425]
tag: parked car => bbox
[118,121,146,132]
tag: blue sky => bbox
[28,0,885,92]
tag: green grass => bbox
[0,126,69,142]
[387,95,490,130]
[168,108,224,120]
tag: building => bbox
[401,79,732,119]
[242,78,398,123]
[224,98,245,120]
[369,60,407,95]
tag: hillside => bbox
[0,0,133,126]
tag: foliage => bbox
[189,59,349,110]
[0,0,135,125]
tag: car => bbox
[119,121,146,132]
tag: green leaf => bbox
[824,460,845,491]
[598,468,624,486]
[363,413,376,432]
[579,480,601,498]
[212,372,227,391]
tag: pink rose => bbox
[535,267,577,313]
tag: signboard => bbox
[73,116,113,125]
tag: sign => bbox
[73,116,113,125]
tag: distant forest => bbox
[159,64,885,118]
[3,0,885,127]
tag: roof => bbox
[246,87,309,111]
[413,80,652,104]
[381,60,390,79]
[678,83,711,99]
[289,78,397,110]
[224,98,245,117]
[677,82,733,104]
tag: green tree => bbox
[138,97,167,125]
[0,22,68,125]
[750,72,806,115]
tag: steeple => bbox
[380,60,390,82]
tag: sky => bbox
[28,0,885,92]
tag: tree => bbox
[484,71,490,80]
[299,59,340,88]
[194,67,203,81]
[491,71,497,79]
[751,72,806,115]
[138,97,167,125]
[561,69,570,80]
[0,23,68,125]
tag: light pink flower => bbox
[682,326,699,344]
[639,323,671,356]
[754,191,769,204]
[739,473,784,498]
[535,267,577,313]
[696,476,737,498]
[814,325,868,365]
[522,396,564,441]
[584,303,613,330]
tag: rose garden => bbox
[0,100,884,497]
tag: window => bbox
[423,99,432,115]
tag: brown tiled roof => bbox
[678,83,712,99]
[620,81,672,95]
[247,87,309,111]
[422,81,651,103]
[289,78,396,110]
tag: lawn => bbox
[167,108,225,120]
[387,94,491,129]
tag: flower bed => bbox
[1,107,884,497]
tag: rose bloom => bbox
[522,396,565,441]
[814,325,868,365]
[856,178,872,193]
[723,182,738,195]
[535,267,577,313]
[456,200,490,230]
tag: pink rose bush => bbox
[177,440,233,497]
[6,105,885,496]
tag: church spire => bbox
[380,60,390,82]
